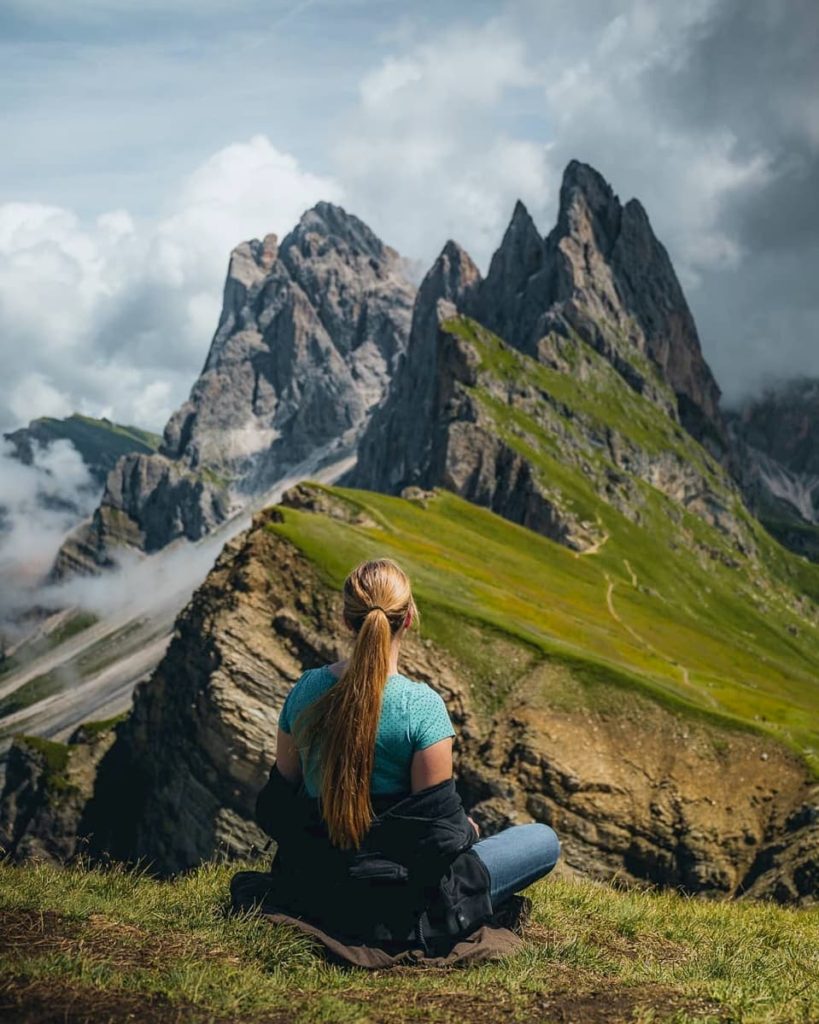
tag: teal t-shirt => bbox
[277,665,456,796]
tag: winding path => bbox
[603,569,700,701]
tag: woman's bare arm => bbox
[275,727,302,785]
[410,736,453,791]
[410,737,480,836]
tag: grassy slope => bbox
[29,413,162,463]
[444,314,819,757]
[0,860,816,1023]
[267,480,819,774]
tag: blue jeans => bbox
[471,823,561,908]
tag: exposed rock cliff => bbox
[54,204,415,574]
[726,380,819,561]
[0,722,119,862]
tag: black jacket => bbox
[253,762,493,954]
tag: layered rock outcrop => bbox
[0,723,119,863]
[54,204,415,574]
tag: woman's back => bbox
[278,665,456,796]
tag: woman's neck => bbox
[330,645,401,678]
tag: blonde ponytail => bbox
[290,558,418,849]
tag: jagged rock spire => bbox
[55,205,416,573]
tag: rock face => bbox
[348,161,741,552]
[474,686,819,903]
[52,454,233,576]
[0,725,118,863]
[726,380,819,560]
[6,485,815,905]
[54,204,415,574]
[162,204,414,489]
[472,161,726,452]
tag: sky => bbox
[1,0,817,434]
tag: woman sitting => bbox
[238,557,560,955]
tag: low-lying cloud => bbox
[0,438,101,646]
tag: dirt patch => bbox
[0,978,292,1024]
[525,984,727,1024]
[0,908,230,971]
[0,908,726,1024]
[346,977,725,1023]
[0,974,729,1024]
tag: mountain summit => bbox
[55,205,416,575]
[349,160,738,557]
[475,160,726,451]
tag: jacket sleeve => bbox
[405,798,479,886]
[422,810,477,858]
[254,760,301,840]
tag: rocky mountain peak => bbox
[423,240,482,306]
[553,159,622,255]
[483,200,544,299]
[350,158,742,556]
[285,202,390,266]
[54,205,416,573]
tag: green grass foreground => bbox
[1,860,817,1023]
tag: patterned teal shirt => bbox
[277,665,456,796]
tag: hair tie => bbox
[367,605,388,615]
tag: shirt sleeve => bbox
[278,678,301,734]
[278,692,292,733]
[411,685,456,752]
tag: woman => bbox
[266,556,561,933]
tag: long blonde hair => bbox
[291,558,419,850]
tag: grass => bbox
[72,711,129,738]
[0,610,97,682]
[265,482,819,773]
[0,859,816,1023]
[14,736,70,785]
[443,315,712,474]
[0,618,155,722]
[32,413,162,459]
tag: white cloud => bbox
[0,438,97,593]
[9,374,74,424]
[337,19,553,270]
[0,135,342,434]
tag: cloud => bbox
[334,0,818,401]
[0,135,342,434]
[0,438,98,606]
[336,18,554,269]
